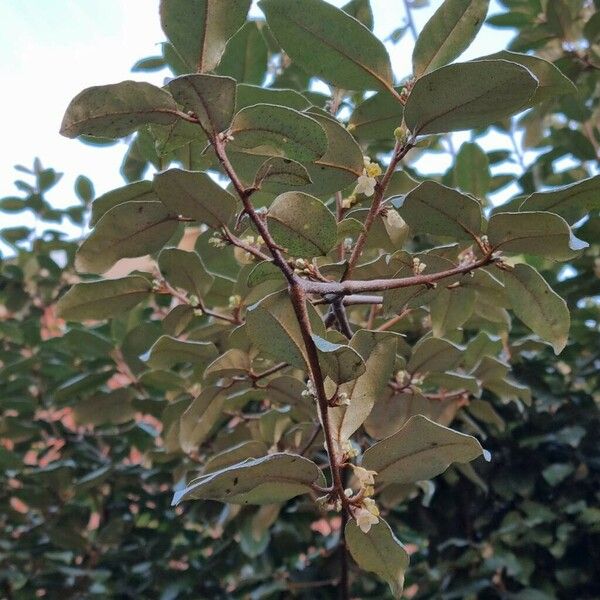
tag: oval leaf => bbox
[503,263,570,354]
[394,180,483,240]
[346,519,409,599]
[56,276,152,321]
[90,180,156,226]
[348,88,404,142]
[166,74,236,135]
[479,50,576,103]
[60,81,179,139]
[413,0,490,76]
[255,157,312,190]
[154,168,237,228]
[160,0,252,72]
[146,335,218,369]
[362,414,486,484]
[76,201,179,274]
[229,104,328,162]
[267,191,337,257]
[312,334,366,384]
[404,60,538,135]
[246,290,326,369]
[172,453,325,505]
[519,174,600,225]
[158,247,214,298]
[259,0,394,92]
[488,211,588,261]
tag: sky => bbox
[0,0,515,226]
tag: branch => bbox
[344,141,413,279]
[303,253,497,296]
[221,226,271,262]
[206,129,349,517]
[332,297,354,339]
[157,281,241,325]
[212,134,295,283]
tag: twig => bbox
[344,141,413,279]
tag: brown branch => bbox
[332,297,354,339]
[303,253,497,296]
[377,308,412,332]
[221,226,271,262]
[157,281,240,324]
[212,134,295,283]
[344,141,413,280]
[207,129,349,521]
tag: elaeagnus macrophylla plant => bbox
[53,0,598,596]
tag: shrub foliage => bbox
[1,0,599,598]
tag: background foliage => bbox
[1,1,599,598]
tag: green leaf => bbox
[362,414,486,484]
[158,248,214,298]
[502,263,570,354]
[57,276,152,321]
[204,349,251,382]
[312,334,365,384]
[407,337,463,374]
[404,60,538,135]
[329,330,399,444]
[75,175,94,204]
[394,180,483,240]
[179,386,226,452]
[267,191,336,257]
[519,174,600,225]
[478,50,576,103]
[216,21,269,85]
[159,0,252,72]
[247,260,284,288]
[255,157,312,190]
[343,0,374,30]
[246,290,326,369]
[346,519,409,599]
[146,335,218,369]
[348,89,404,142]
[90,180,156,226]
[463,331,503,370]
[236,84,311,111]
[75,201,178,274]
[60,81,180,139]
[153,168,237,228]
[73,388,136,426]
[430,287,476,337]
[229,104,328,162]
[413,0,490,76]
[303,111,365,196]
[166,74,236,135]
[487,211,588,261]
[259,0,394,92]
[173,453,325,504]
[204,440,268,474]
[454,142,491,198]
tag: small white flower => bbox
[208,235,227,248]
[363,497,380,516]
[352,465,377,487]
[338,391,350,406]
[341,439,360,459]
[413,257,427,274]
[355,506,379,533]
[228,294,241,308]
[354,170,377,197]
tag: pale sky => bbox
[0,1,514,232]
